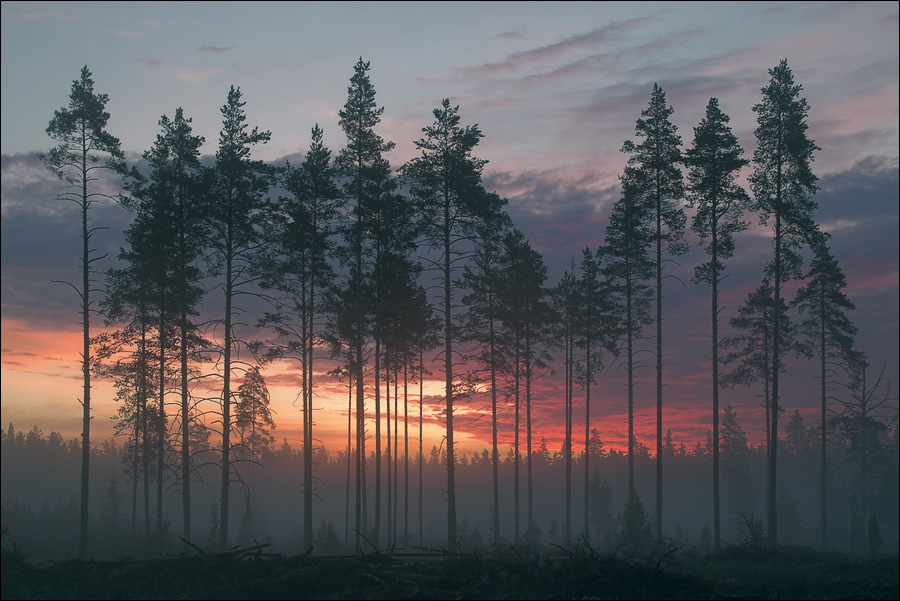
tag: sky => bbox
[1,1,898,459]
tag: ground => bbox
[1,543,898,600]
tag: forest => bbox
[1,55,897,575]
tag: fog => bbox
[2,418,896,562]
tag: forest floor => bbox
[1,541,898,600]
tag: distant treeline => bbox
[2,417,896,562]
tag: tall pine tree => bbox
[125,108,208,541]
[601,171,654,503]
[684,97,751,552]
[206,86,272,548]
[498,228,553,539]
[793,238,857,549]
[459,213,512,546]
[621,83,686,542]
[722,280,809,456]
[42,65,125,559]
[335,57,394,550]
[101,215,160,539]
[261,124,341,549]
[400,98,506,544]
[575,247,619,542]
[750,59,820,548]
[552,263,578,544]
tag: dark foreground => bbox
[2,543,898,600]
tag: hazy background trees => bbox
[7,410,895,561]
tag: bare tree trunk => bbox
[79,175,91,561]
[819,285,828,550]
[158,317,167,534]
[220,254,233,549]
[627,277,635,498]
[712,231,721,553]
[385,349,392,545]
[526,332,534,534]
[403,360,410,547]
[655,202,664,544]
[344,375,352,551]
[491,317,501,546]
[769,188,782,550]
[418,349,424,547]
[444,213,457,545]
[583,343,591,542]
[565,314,572,544]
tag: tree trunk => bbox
[444,207,457,544]
[220,250,234,549]
[79,167,91,561]
[655,195,664,544]
[712,228,721,553]
[819,284,828,550]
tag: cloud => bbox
[110,29,145,38]
[175,69,224,84]
[1,153,132,328]
[494,28,527,41]
[135,57,223,84]
[481,166,619,274]
[198,45,235,53]
[464,23,719,105]
[136,57,160,70]
[878,12,899,26]
[0,349,38,358]
[814,156,899,231]
[15,6,73,21]
[485,166,611,215]
[465,18,655,77]
[819,219,860,233]
[7,2,153,41]
[517,53,622,85]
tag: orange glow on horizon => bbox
[3,315,784,460]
